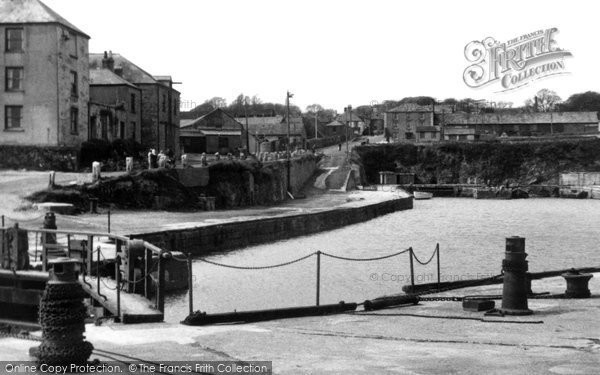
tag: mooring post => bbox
[107,209,111,234]
[409,247,415,290]
[157,253,166,313]
[115,255,121,323]
[500,236,532,315]
[436,243,441,291]
[187,253,194,315]
[144,248,152,298]
[316,251,321,306]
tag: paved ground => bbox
[2,274,598,374]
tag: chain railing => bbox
[189,245,441,314]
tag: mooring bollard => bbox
[32,258,93,365]
[89,198,98,214]
[48,171,56,189]
[499,237,533,315]
[92,161,101,182]
[125,157,133,173]
[562,269,593,298]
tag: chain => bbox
[199,252,316,270]
[411,248,438,266]
[321,249,410,262]
[418,296,463,302]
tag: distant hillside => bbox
[354,139,600,185]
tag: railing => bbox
[185,244,442,315]
[0,217,168,320]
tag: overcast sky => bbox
[45,0,598,112]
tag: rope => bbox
[351,312,544,324]
[412,247,438,266]
[199,252,316,270]
[320,248,410,262]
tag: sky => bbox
[44,0,599,112]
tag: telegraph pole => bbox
[244,99,250,154]
[345,105,352,159]
[314,111,318,140]
[286,91,293,195]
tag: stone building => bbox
[89,61,142,142]
[337,111,365,135]
[180,108,245,154]
[323,120,347,138]
[235,115,306,154]
[89,52,180,155]
[443,112,600,141]
[0,0,90,147]
[383,104,449,143]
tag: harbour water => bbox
[165,198,600,322]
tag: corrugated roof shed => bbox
[0,0,89,37]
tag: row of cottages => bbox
[89,52,181,154]
[0,0,180,154]
[384,103,599,143]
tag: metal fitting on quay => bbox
[499,236,533,315]
[562,269,593,298]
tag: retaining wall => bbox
[131,196,413,256]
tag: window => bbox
[119,121,125,139]
[5,106,23,129]
[5,67,23,91]
[70,71,78,98]
[131,121,136,140]
[5,28,23,52]
[405,132,414,140]
[70,107,78,134]
[218,137,229,148]
[162,94,166,112]
[67,31,77,57]
[130,93,136,113]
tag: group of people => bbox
[147,148,174,169]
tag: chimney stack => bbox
[101,50,115,71]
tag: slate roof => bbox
[336,112,363,123]
[89,69,139,89]
[0,0,89,37]
[444,112,599,125]
[89,53,158,85]
[387,104,455,113]
[180,108,242,130]
[234,115,306,136]
[326,120,346,127]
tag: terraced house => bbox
[89,53,181,155]
[0,0,90,147]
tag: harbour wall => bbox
[130,196,413,256]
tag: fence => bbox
[0,215,169,321]
[182,244,441,315]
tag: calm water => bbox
[164,198,600,322]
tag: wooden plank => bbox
[79,276,163,324]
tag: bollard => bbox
[92,161,101,182]
[89,198,99,214]
[42,212,57,268]
[48,171,56,189]
[32,258,93,365]
[499,237,533,315]
[125,157,133,173]
[562,269,593,298]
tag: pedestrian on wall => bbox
[201,153,207,166]
[338,143,342,151]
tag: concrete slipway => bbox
[2,274,599,374]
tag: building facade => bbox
[89,52,180,155]
[89,66,142,142]
[443,112,599,141]
[0,0,89,147]
[235,115,306,154]
[180,108,245,154]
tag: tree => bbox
[305,104,324,115]
[530,89,562,112]
[560,91,600,112]
[207,97,227,109]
